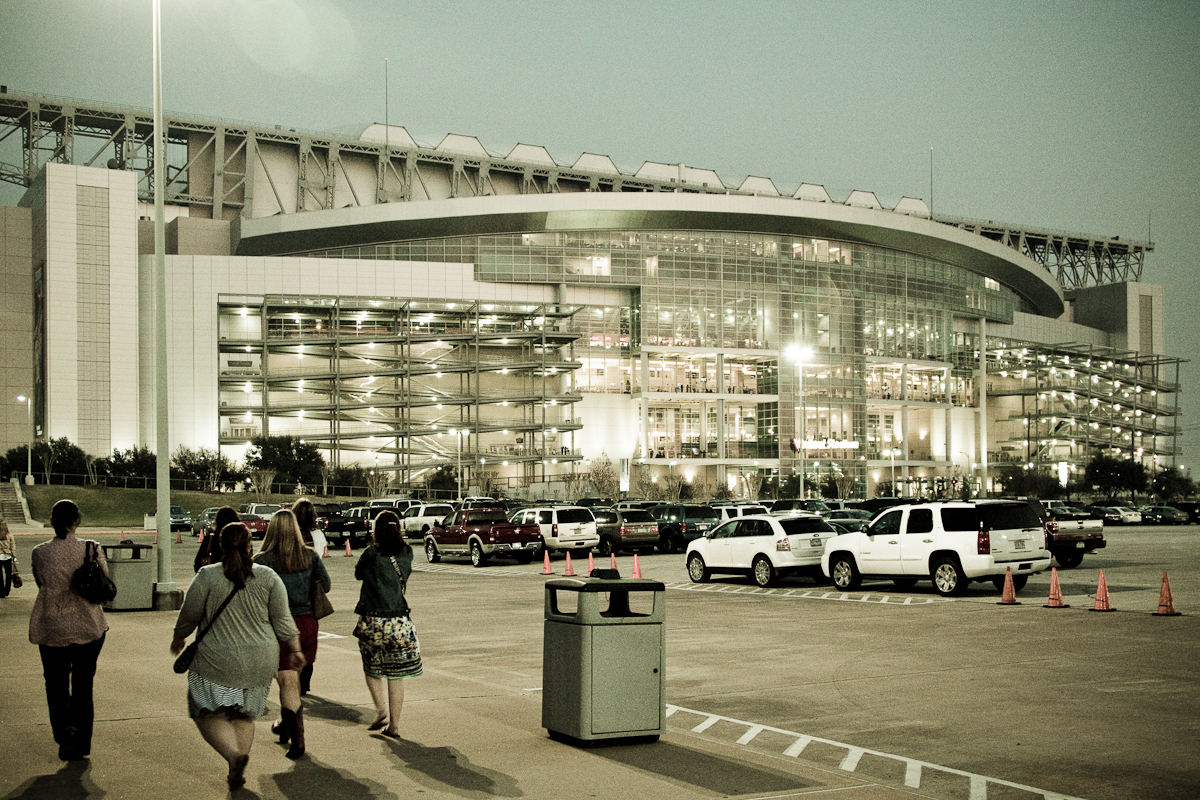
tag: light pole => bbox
[785,344,812,499]
[456,429,463,501]
[887,436,898,496]
[15,395,32,484]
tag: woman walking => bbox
[353,510,422,736]
[28,500,108,761]
[194,506,239,573]
[291,498,326,696]
[171,522,302,789]
[0,519,22,597]
[253,508,330,758]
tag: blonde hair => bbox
[0,519,10,540]
[258,509,311,574]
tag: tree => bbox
[108,445,157,478]
[33,437,90,484]
[249,468,277,502]
[998,466,1062,499]
[476,469,502,499]
[589,452,620,500]
[244,435,326,488]
[424,466,457,500]
[629,464,652,499]
[662,471,686,501]
[1151,467,1195,502]
[561,471,585,501]
[743,470,764,501]
[1084,453,1147,503]
[172,445,235,492]
[366,469,391,498]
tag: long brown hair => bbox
[292,498,317,546]
[220,523,255,588]
[258,509,311,574]
[372,510,409,557]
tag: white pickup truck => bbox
[1042,506,1106,568]
[400,502,455,540]
[821,500,1051,596]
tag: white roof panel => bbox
[436,134,490,157]
[572,153,621,174]
[738,176,780,196]
[793,183,833,203]
[357,123,417,148]
[507,144,557,166]
[846,190,883,209]
[893,197,931,218]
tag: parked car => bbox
[1108,506,1143,525]
[401,503,455,539]
[577,497,615,508]
[614,499,658,513]
[687,515,840,587]
[648,504,720,553]
[1140,505,1190,525]
[424,508,542,567]
[246,503,283,518]
[240,513,270,539]
[828,518,869,535]
[712,504,770,522]
[1043,505,1106,568]
[1168,501,1200,524]
[193,507,221,537]
[822,500,1051,596]
[166,505,192,533]
[321,505,373,547]
[593,507,660,556]
[508,505,600,555]
[769,499,830,514]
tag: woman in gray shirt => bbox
[171,523,302,789]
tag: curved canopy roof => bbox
[238,192,1064,317]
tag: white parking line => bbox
[665,704,1088,800]
[661,581,950,605]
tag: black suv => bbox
[648,504,720,553]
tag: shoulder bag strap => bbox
[193,583,241,646]
[388,556,408,595]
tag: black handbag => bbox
[71,541,117,605]
[174,585,241,673]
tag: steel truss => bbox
[0,91,1149,290]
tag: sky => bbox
[2,0,1199,468]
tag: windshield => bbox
[685,505,718,522]
[468,510,509,524]
[557,508,595,524]
[622,510,656,523]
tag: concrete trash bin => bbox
[542,576,666,744]
[101,543,155,610]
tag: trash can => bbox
[101,543,155,610]
[542,576,666,744]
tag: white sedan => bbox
[1110,506,1143,525]
[686,514,840,587]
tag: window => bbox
[906,508,934,534]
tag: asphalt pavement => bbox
[1,525,1196,800]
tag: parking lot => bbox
[1,522,1196,799]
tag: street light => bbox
[785,344,813,499]
[15,395,32,484]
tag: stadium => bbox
[0,90,1181,498]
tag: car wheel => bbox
[1055,550,1084,569]
[932,557,968,596]
[470,540,487,568]
[658,533,672,554]
[424,538,440,564]
[752,555,776,588]
[597,536,615,557]
[893,578,919,589]
[830,554,861,591]
[516,552,534,565]
[686,553,710,583]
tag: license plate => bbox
[511,542,522,549]
[810,538,824,547]
[1014,540,1026,550]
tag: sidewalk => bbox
[0,534,925,800]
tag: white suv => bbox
[687,514,839,587]
[400,503,455,538]
[509,505,600,555]
[821,500,1050,596]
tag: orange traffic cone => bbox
[632,554,642,578]
[1043,567,1070,609]
[541,551,554,575]
[322,545,329,558]
[175,529,183,544]
[609,553,617,570]
[564,551,575,577]
[588,552,595,575]
[997,566,1021,605]
[119,530,126,542]
[1091,569,1114,612]
[198,530,205,544]
[344,539,353,557]
[1152,572,1181,616]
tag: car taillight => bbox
[552,523,558,537]
[977,529,990,555]
[776,537,791,552]
[620,526,631,536]
[680,521,688,534]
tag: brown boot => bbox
[285,704,305,759]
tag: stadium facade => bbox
[0,91,1181,498]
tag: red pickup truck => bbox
[424,508,542,567]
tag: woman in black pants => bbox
[28,500,109,761]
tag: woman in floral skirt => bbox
[352,510,422,736]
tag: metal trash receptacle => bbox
[101,543,155,610]
[542,576,666,744]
